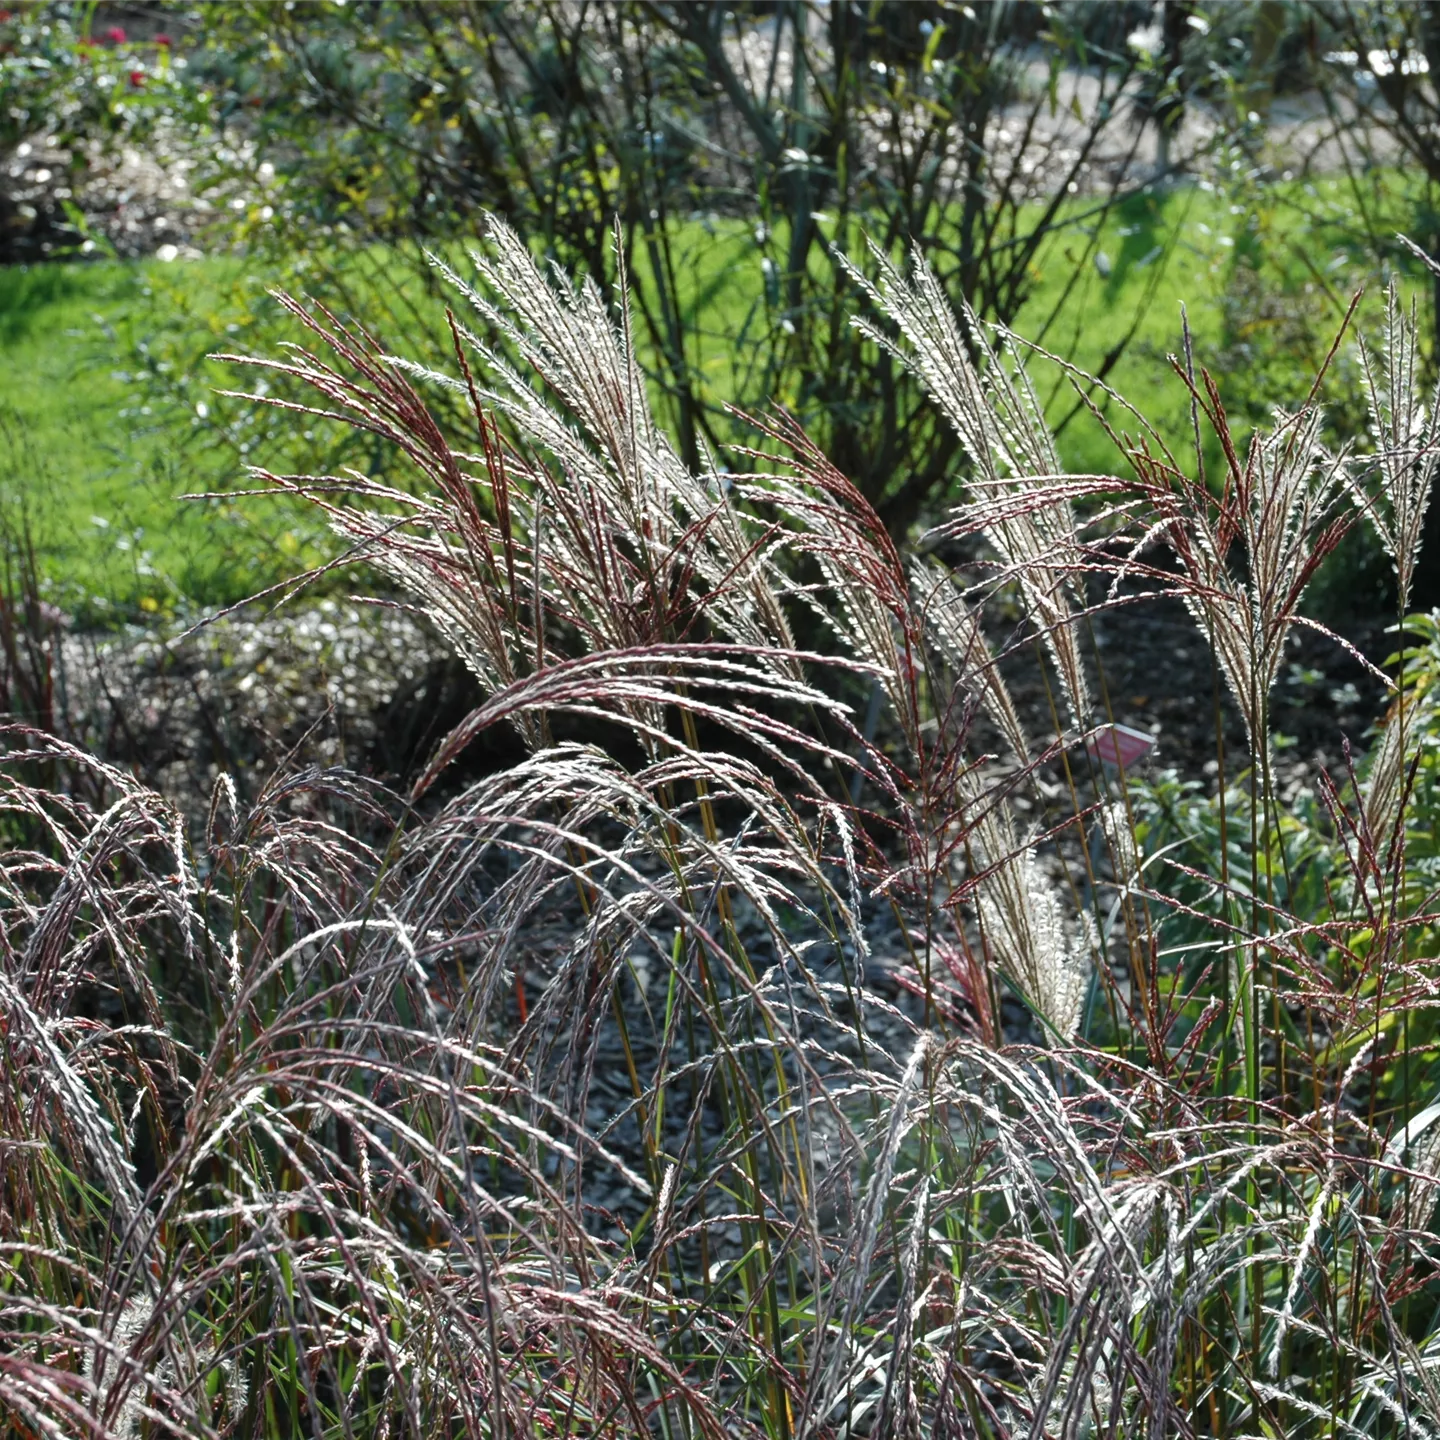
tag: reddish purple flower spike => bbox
[129,68,145,87]
[155,32,172,46]
[104,25,126,43]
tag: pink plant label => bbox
[1084,723,1155,771]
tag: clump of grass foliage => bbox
[4,218,1440,1438]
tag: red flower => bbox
[0,11,14,22]
[129,69,144,86]
[104,25,126,43]
[154,33,172,47]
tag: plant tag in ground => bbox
[1083,722,1155,772]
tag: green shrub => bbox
[0,4,188,258]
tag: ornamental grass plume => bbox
[1136,382,1358,756]
[913,556,1032,766]
[970,799,1094,1042]
[841,241,1096,730]
[1353,277,1440,613]
[1353,270,1440,869]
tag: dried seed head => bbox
[1097,798,1140,891]
[1363,703,1407,867]
[842,242,1092,729]
[1355,280,1440,611]
[915,560,1031,763]
[973,807,1094,1041]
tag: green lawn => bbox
[0,255,323,620]
[0,177,1422,623]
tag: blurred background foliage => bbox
[3,0,1440,621]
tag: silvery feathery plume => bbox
[1162,401,1353,754]
[1346,271,1440,878]
[773,471,923,751]
[1356,272,1440,612]
[840,241,1092,728]
[971,798,1094,1041]
[429,217,799,665]
[1096,796,1140,892]
[805,1032,930,1437]
[1375,1095,1440,1247]
[97,1295,246,1438]
[1363,702,1408,867]
[913,559,1031,764]
[97,1296,158,1439]
[1406,1110,1440,1231]
[235,214,806,762]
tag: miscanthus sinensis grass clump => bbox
[3,219,1440,1438]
